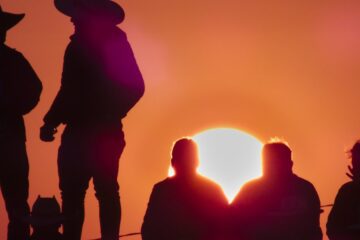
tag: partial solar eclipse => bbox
[169,128,263,203]
[194,128,263,203]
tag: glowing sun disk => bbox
[194,128,263,203]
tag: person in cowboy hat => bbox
[40,1,145,239]
[0,5,42,240]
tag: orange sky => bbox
[1,0,360,239]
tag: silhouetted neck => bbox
[173,172,198,182]
[70,26,124,45]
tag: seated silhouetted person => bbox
[141,138,228,240]
[327,141,360,240]
[230,141,322,240]
[0,5,42,240]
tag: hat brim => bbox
[54,0,125,25]
[0,12,24,30]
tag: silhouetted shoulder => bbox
[232,177,263,202]
[152,177,175,189]
[147,177,179,199]
[241,177,263,190]
[338,181,360,193]
[196,175,225,192]
[292,174,314,185]
[291,174,320,197]
[1,44,42,116]
[1,45,33,69]
[1,45,22,56]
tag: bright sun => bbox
[194,128,263,202]
[165,128,262,203]
[168,128,263,202]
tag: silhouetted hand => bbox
[346,165,360,181]
[40,124,57,142]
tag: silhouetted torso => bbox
[0,44,42,141]
[44,27,144,126]
[142,175,228,240]
[231,173,322,240]
[327,180,360,240]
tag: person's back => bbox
[230,141,322,240]
[232,173,321,239]
[327,141,360,240]
[141,138,228,240]
[0,40,42,142]
[43,21,144,126]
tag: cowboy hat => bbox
[54,0,125,24]
[0,6,25,30]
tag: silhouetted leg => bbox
[58,127,91,240]
[92,127,125,240]
[0,140,30,240]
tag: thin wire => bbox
[89,232,141,240]
[321,204,334,208]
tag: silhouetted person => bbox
[40,1,144,239]
[0,6,42,240]
[327,141,360,240]
[28,196,64,240]
[230,141,322,240]
[141,138,228,240]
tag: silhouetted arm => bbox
[229,184,258,239]
[141,184,166,240]
[206,186,230,239]
[41,43,79,141]
[43,43,78,128]
[327,183,355,240]
[302,184,323,240]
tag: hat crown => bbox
[54,0,125,25]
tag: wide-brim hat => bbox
[0,6,25,30]
[54,0,125,25]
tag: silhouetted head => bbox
[26,196,64,230]
[0,6,25,43]
[171,138,199,177]
[349,141,360,180]
[54,0,124,30]
[262,141,293,178]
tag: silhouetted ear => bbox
[53,195,56,199]
[37,195,41,199]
